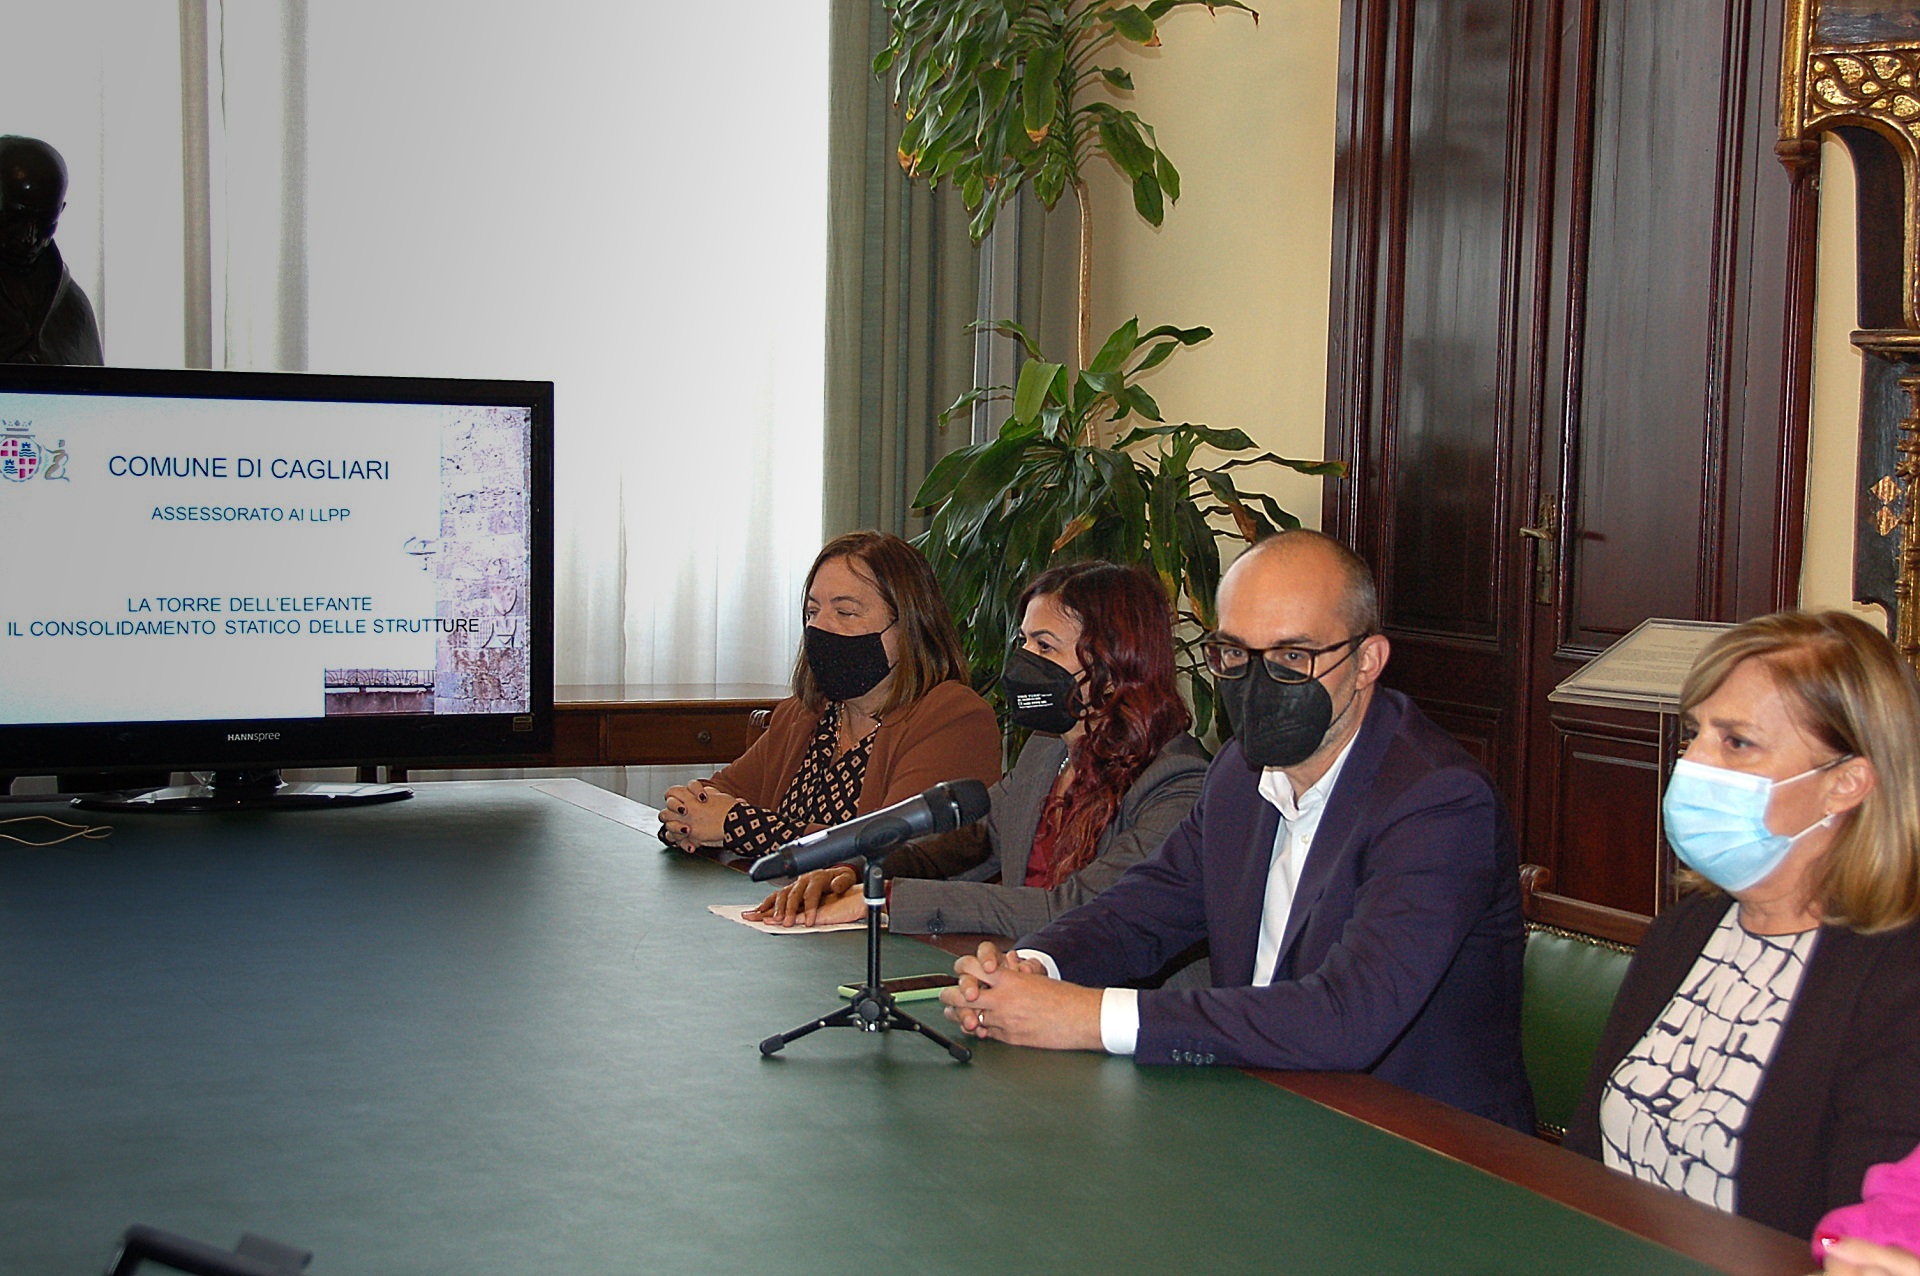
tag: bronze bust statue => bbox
[0,135,103,365]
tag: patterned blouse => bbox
[1598,902,1820,1213]
[1024,791,1068,888]
[721,705,874,858]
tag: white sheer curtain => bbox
[300,4,828,800]
[4,2,829,804]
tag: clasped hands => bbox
[658,779,741,850]
[937,942,1105,1052]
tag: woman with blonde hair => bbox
[1567,610,1920,1239]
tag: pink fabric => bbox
[1813,1143,1920,1262]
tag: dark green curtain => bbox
[823,1,1069,539]
[823,0,977,538]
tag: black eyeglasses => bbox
[1200,634,1366,684]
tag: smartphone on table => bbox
[836,973,960,1002]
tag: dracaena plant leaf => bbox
[878,1,1252,242]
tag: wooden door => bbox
[1325,0,1817,914]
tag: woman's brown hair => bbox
[1677,609,1920,932]
[790,531,969,718]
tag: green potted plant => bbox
[913,317,1340,734]
[876,1,1340,733]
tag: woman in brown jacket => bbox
[658,531,1000,860]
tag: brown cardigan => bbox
[708,680,1002,830]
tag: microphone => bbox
[747,779,991,882]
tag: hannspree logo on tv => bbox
[0,422,70,484]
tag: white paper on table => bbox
[708,903,866,935]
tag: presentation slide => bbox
[0,393,532,724]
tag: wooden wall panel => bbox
[1418,702,1501,771]
[1562,0,1723,647]
[1326,0,1537,796]
[1549,715,1663,910]
[1552,0,1809,652]
[1326,0,1816,913]
[1382,1,1520,641]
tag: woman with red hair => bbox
[748,561,1207,941]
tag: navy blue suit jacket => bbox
[1022,688,1535,1131]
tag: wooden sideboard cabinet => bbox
[359,684,788,783]
[548,683,786,767]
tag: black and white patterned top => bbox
[1598,902,1820,1212]
[721,705,874,859]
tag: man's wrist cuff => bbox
[1098,987,1140,1055]
[1013,948,1060,980]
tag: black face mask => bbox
[804,625,893,702]
[1218,672,1333,769]
[1218,645,1368,770]
[1001,646,1082,734]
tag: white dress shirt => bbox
[1026,736,1358,1055]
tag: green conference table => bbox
[0,781,1813,1275]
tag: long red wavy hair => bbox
[1021,562,1191,886]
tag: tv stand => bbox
[73,769,412,813]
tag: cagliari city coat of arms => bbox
[0,422,42,482]
[0,421,69,483]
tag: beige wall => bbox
[1802,134,1887,628]
[1084,6,1344,533]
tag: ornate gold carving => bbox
[1875,472,1904,536]
[1873,485,1904,533]
[1786,0,1920,126]
[1896,376,1920,670]
[1809,50,1920,121]
[1785,0,1920,326]
[1788,8,1920,659]
[1874,473,1903,538]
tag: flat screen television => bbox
[0,363,554,810]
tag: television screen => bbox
[0,364,553,798]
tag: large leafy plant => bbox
[915,318,1341,736]
[876,0,1256,370]
[877,0,1336,739]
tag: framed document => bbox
[1547,618,1734,712]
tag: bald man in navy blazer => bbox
[940,532,1534,1132]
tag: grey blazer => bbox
[884,732,1209,940]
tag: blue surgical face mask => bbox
[1661,756,1846,892]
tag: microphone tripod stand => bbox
[759,858,971,1062]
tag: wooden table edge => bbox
[1251,1069,1812,1276]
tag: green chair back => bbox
[1522,922,1635,1137]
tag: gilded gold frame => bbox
[1783,0,1920,667]
[1783,0,1920,326]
